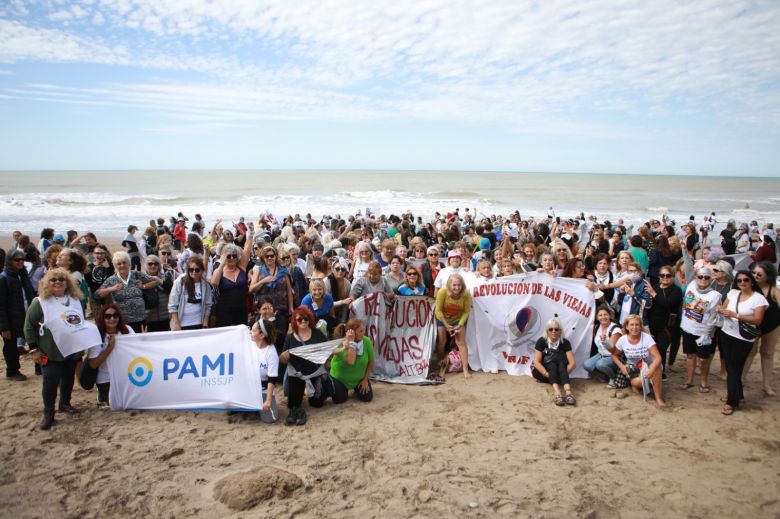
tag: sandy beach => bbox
[0,350,779,517]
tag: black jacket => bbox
[0,266,35,338]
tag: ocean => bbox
[1,170,778,237]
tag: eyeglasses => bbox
[226,254,238,259]
[548,327,561,332]
[295,317,309,323]
[697,275,711,280]
[49,278,66,283]
[188,268,202,273]
[659,273,673,278]
[104,314,119,319]
[736,278,752,284]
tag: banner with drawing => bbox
[465,272,596,377]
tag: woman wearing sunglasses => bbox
[251,245,294,352]
[679,267,722,393]
[87,303,133,407]
[742,262,779,396]
[279,306,329,426]
[421,246,443,298]
[532,317,577,406]
[398,266,426,295]
[612,314,666,407]
[211,239,252,328]
[645,266,683,376]
[169,255,213,331]
[717,271,767,415]
[24,268,94,429]
[142,254,174,332]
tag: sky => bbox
[0,0,779,176]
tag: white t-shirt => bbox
[595,323,622,357]
[680,286,722,337]
[256,344,279,384]
[87,329,135,384]
[180,283,203,327]
[433,266,463,289]
[615,332,655,367]
[721,289,768,343]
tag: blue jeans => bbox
[584,354,617,380]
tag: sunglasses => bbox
[406,272,418,276]
[295,317,310,323]
[428,253,439,256]
[333,267,345,272]
[659,273,673,278]
[736,278,752,283]
[279,256,290,261]
[147,262,160,266]
[226,254,238,259]
[160,252,171,256]
[188,268,202,273]
[264,254,276,259]
[104,314,119,319]
[548,327,561,332]
[697,275,711,280]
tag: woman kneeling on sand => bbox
[612,315,666,407]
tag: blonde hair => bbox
[38,267,83,300]
[621,314,643,334]
[309,278,326,293]
[112,251,131,266]
[542,316,565,342]
[446,273,466,295]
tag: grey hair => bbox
[112,251,130,266]
[222,243,243,258]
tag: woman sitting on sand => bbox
[532,316,577,406]
[611,314,666,407]
[433,273,473,380]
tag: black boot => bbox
[285,407,298,426]
[295,407,307,426]
[39,411,55,430]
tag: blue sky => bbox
[0,1,778,176]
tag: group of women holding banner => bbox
[4,209,778,427]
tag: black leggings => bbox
[720,331,753,408]
[333,377,373,403]
[651,327,671,369]
[41,358,78,413]
[543,357,570,386]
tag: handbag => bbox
[142,287,160,309]
[735,298,761,340]
[78,359,98,390]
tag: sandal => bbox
[721,404,734,416]
[553,395,565,406]
[698,385,711,394]
[679,383,695,390]
[564,394,576,406]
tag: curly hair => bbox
[38,267,83,299]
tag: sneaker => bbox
[6,373,27,381]
[97,400,110,409]
[58,403,79,415]
[285,407,298,426]
[606,379,617,389]
[295,408,308,426]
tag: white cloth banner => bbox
[350,293,435,384]
[466,272,595,377]
[107,325,263,411]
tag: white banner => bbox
[107,325,263,411]
[466,272,595,377]
[350,293,435,384]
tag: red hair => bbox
[290,305,316,334]
[97,303,130,338]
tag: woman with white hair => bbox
[678,266,722,393]
[349,241,373,281]
[95,251,160,332]
[533,316,576,406]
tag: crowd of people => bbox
[1,208,777,428]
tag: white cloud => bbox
[1,1,779,131]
